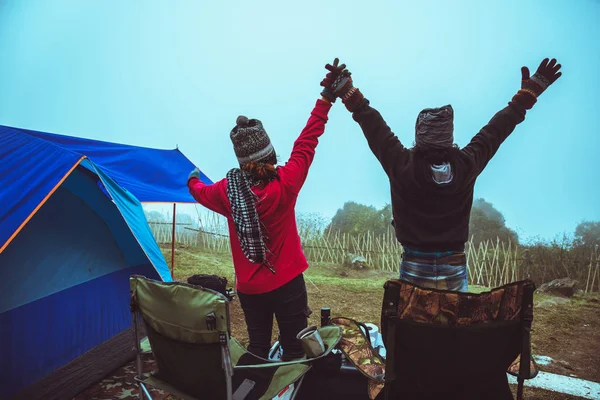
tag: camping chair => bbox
[129,275,342,400]
[380,279,538,400]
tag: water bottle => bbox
[320,307,331,327]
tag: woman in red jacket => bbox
[187,60,344,360]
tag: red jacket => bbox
[188,99,331,294]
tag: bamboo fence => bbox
[584,245,600,294]
[149,210,231,252]
[147,211,600,292]
[300,227,403,272]
[465,237,520,288]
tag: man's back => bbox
[329,56,561,291]
[389,149,479,252]
[351,101,527,251]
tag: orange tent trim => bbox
[0,156,87,254]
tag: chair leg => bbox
[132,312,145,400]
[517,284,534,400]
[382,284,399,400]
[516,378,524,400]
[289,374,305,400]
[221,335,234,400]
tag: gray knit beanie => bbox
[230,116,276,165]
[415,105,454,149]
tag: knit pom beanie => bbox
[230,116,277,165]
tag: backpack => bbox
[187,274,233,300]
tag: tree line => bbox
[145,200,600,251]
[325,198,522,246]
[324,198,599,250]
[144,200,600,286]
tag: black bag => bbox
[187,274,233,300]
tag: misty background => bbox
[0,0,598,242]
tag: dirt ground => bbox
[226,293,599,400]
[531,294,600,382]
[167,247,600,399]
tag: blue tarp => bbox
[0,162,170,396]
[0,124,211,201]
[0,124,212,251]
[0,126,84,252]
[0,124,189,396]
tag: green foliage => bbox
[145,210,166,222]
[520,233,592,285]
[472,198,506,225]
[327,201,392,237]
[327,198,520,247]
[574,220,600,249]
[469,198,518,245]
[176,212,194,225]
[327,197,518,246]
[144,210,199,232]
[296,212,329,240]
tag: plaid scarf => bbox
[226,168,275,275]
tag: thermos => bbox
[320,307,331,327]
[296,326,326,358]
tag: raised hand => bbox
[331,69,355,99]
[187,168,200,184]
[329,69,366,112]
[320,58,346,102]
[521,58,562,98]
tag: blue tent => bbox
[0,125,212,399]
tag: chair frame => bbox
[381,279,536,400]
[130,278,235,400]
[128,276,341,400]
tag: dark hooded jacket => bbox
[351,99,527,252]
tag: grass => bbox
[162,245,600,399]
[167,245,494,295]
[164,245,527,339]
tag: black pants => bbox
[237,274,311,361]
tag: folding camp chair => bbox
[379,279,538,400]
[130,275,342,400]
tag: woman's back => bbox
[188,99,332,294]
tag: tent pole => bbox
[171,203,176,279]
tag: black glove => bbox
[512,58,562,110]
[521,58,562,97]
[320,58,346,102]
[331,70,366,112]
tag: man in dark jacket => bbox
[326,58,562,291]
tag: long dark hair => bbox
[241,161,279,183]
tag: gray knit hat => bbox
[415,105,454,149]
[230,116,277,165]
